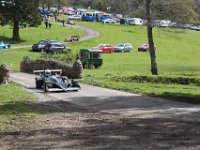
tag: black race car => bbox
[33,69,80,92]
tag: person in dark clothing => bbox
[45,20,48,29]
[62,19,65,26]
[49,22,52,28]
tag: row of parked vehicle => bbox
[171,23,200,31]
[78,43,157,69]
[32,35,82,53]
[32,39,70,53]
[92,43,133,53]
[90,43,156,53]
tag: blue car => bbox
[0,41,11,49]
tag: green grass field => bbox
[0,21,200,101]
[0,21,85,45]
[0,82,40,131]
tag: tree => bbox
[0,0,41,42]
[145,0,158,75]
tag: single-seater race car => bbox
[33,69,81,92]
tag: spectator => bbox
[62,19,65,26]
[49,22,52,28]
[45,20,48,29]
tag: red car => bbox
[138,44,156,52]
[93,44,114,53]
[64,35,80,42]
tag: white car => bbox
[102,18,116,24]
[68,15,82,20]
[114,43,133,52]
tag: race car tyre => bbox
[71,80,81,89]
[36,80,43,88]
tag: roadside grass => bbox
[84,75,200,102]
[0,20,200,101]
[0,82,46,131]
[0,48,40,71]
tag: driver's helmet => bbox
[45,69,51,76]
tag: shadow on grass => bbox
[0,36,26,44]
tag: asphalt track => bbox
[11,72,200,121]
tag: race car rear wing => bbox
[33,69,62,75]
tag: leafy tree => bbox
[0,0,41,42]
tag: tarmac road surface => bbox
[11,72,200,121]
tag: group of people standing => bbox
[43,13,75,28]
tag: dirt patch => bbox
[0,97,200,150]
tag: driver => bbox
[45,69,51,76]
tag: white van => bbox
[133,18,144,26]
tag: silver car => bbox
[114,43,133,52]
[102,18,116,24]
[68,15,82,20]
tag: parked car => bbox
[138,44,156,52]
[81,12,96,21]
[64,11,75,15]
[102,18,116,24]
[40,9,54,17]
[114,43,133,52]
[93,44,114,53]
[43,42,66,54]
[191,26,200,31]
[69,15,82,20]
[79,49,103,68]
[32,40,56,51]
[59,10,65,15]
[0,41,11,49]
[64,35,80,42]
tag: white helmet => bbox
[45,69,51,76]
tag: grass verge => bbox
[0,82,46,131]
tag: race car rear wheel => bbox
[36,80,43,88]
[71,80,81,89]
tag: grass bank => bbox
[0,82,43,131]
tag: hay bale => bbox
[0,64,11,84]
[20,57,83,79]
